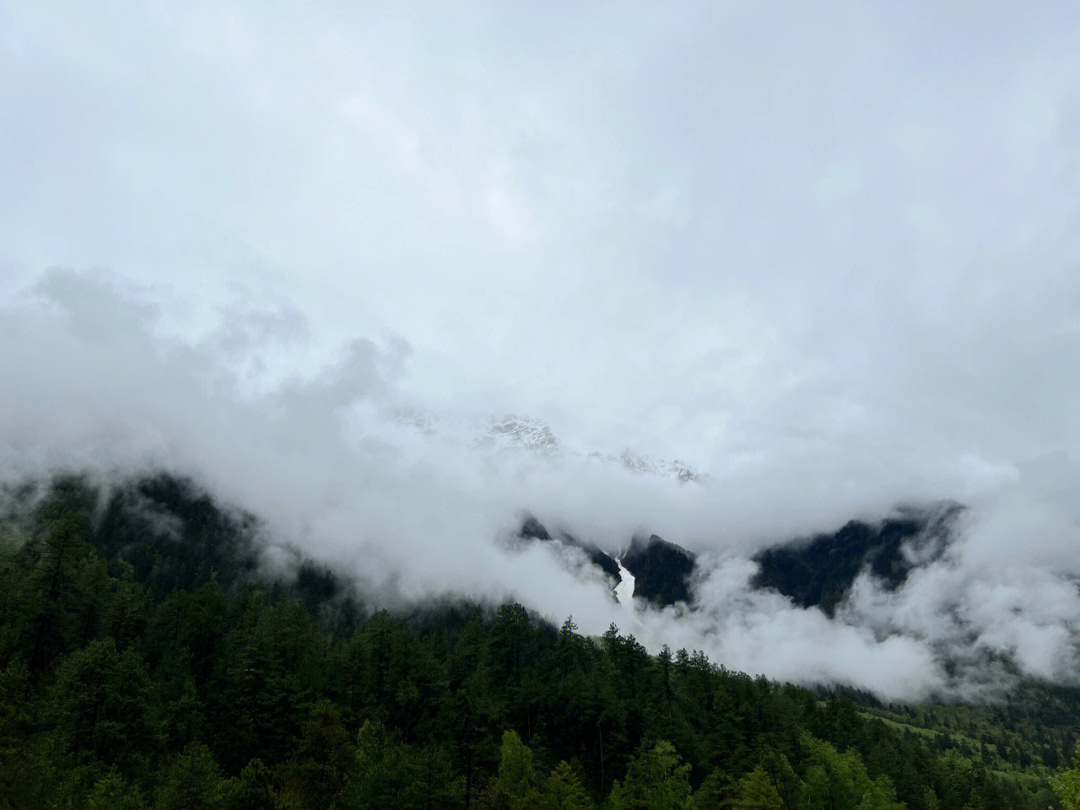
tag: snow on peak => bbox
[481,415,561,455]
[587,450,702,483]
[392,408,704,483]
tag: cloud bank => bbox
[4,3,1080,700]
[3,271,1080,703]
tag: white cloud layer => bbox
[4,3,1080,700]
[2,271,1080,702]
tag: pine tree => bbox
[155,742,226,810]
[607,740,693,810]
[226,758,276,810]
[1051,744,1080,810]
[494,730,541,809]
[542,761,594,810]
[732,766,782,810]
[87,769,145,810]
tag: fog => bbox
[3,270,1080,702]
[4,3,1080,701]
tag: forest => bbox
[0,474,1077,809]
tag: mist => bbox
[3,270,1079,702]
[5,3,1080,702]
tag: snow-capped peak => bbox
[392,408,703,483]
[481,415,560,455]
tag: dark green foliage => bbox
[0,482,1069,809]
[345,718,461,808]
[1051,744,1080,810]
[49,637,156,770]
[280,700,354,806]
[94,473,261,599]
[154,742,225,810]
[225,758,275,810]
[542,760,594,810]
[796,733,904,809]
[732,765,782,810]
[607,740,693,809]
[484,729,541,808]
[87,769,146,810]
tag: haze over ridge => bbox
[4,2,1080,700]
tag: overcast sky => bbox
[4,2,1080,698]
[5,2,1079,469]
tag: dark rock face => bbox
[518,515,622,585]
[583,544,622,583]
[517,516,698,607]
[752,504,961,615]
[622,534,696,607]
[520,515,552,541]
[560,530,622,583]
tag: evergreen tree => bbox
[732,766,782,810]
[692,768,730,810]
[484,729,541,809]
[225,758,276,810]
[1051,744,1080,810]
[87,769,146,810]
[346,719,419,809]
[607,740,693,810]
[282,700,355,808]
[49,636,156,772]
[542,760,594,810]
[155,742,226,810]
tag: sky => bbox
[4,2,1080,700]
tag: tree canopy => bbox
[0,477,1071,808]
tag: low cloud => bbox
[6,2,1080,704]
[4,270,1080,703]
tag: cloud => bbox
[3,270,1080,702]
[4,3,1080,701]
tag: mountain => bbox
[518,499,971,617]
[582,449,705,483]
[517,515,697,607]
[612,449,703,483]
[0,472,1073,809]
[518,501,967,614]
[393,409,705,483]
[751,503,962,615]
[481,415,561,455]
[621,533,697,607]
[517,513,623,586]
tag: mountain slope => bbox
[517,515,697,605]
[0,488,1065,809]
[751,504,961,615]
[621,533,697,607]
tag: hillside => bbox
[752,505,962,616]
[0,475,1074,808]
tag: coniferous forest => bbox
[1,475,1077,809]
